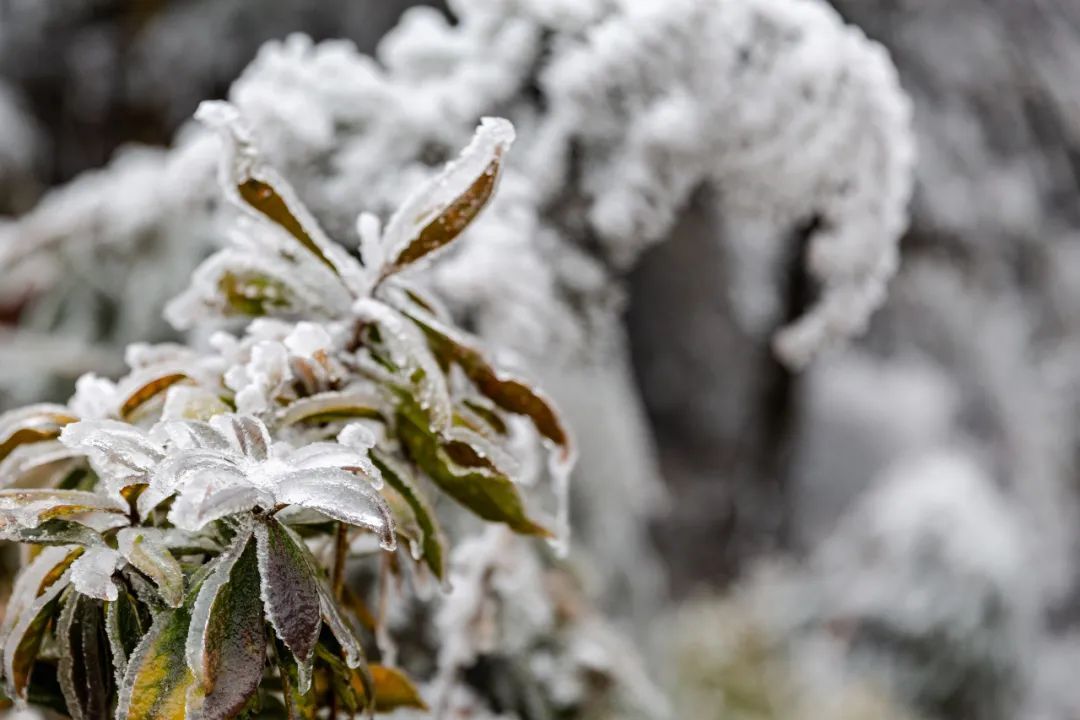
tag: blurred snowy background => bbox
[2,0,1080,718]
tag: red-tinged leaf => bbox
[57,593,114,720]
[186,537,265,720]
[117,595,196,720]
[0,404,79,464]
[372,451,447,582]
[255,518,321,689]
[396,401,551,538]
[382,118,513,275]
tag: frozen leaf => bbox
[0,489,126,533]
[70,546,123,601]
[117,596,196,720]
[59,420,164,497]
[186,535,264,720]
[2,549,78,702]
[117,528,185,608]
[382,118,514,275]
[0,404,79,464]
[397,402,551,538]
[106,587,147,688]
[161,386,230,422]
[0,441,82,489]
[353,298,451,432]
[195,101,365,291]
[275,390,384,427]
[372,451,447,582]
[118,369,193,420]
[168,481,268,533]
[57,593,113,720]
[400,304,572,459]
[10,518,105,547]
[153,420,231,453]
[255,517,321,691]
[274,468,395,550]
[210,414,271,461]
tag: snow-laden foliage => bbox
[0,102,588,719]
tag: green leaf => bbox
[106,587,148,687]
[372,451,447,582]
[396,400,550,538]
[275,646,318,720]
[186,536,265,720]
[57,593,114,720]
[255,518,321,692]
[9,518,105,547]
[218,270,294,317]
[117,593,196,720]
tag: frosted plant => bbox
[0,101,580,719]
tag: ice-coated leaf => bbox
[194,101,366,292]
[2,548,79,701]
[209,414,271,461]
[353,298,451,432]
[372,451,447,582]
[397,402,551,538]
[399,304,572,458]
[59,419,164,493]
[70,546,123,601]
[255,517,321,691]
[0,489,126,533]
[58,593,113,720]
[273,468,395,550]
[106,587,147,688]
[161,386,230,422]
[0,440,82,489]
[117,595,196,720]
[0,404,79,464]
[443,425,520,478]
[355,665,428,713]
[284,441,381,485]
[186,535,264,720]
[382,117,514,275]
[153,420,231,452]
[117,528,185,608]
[118,369,193,420]
[8,518,105,547]
[168,480,268,532]
[276,652,318,720]
[275,390,384,427]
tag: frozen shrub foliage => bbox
[0,102,603,719]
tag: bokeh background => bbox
[3,0,1080,718]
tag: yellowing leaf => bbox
[186,537,264,720]
[350,665,428,713]
[120,373,191,420]
[117,598,196,720]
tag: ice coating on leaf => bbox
[161,386,229,422]
[275,389,384,427]
[210,414,272,461]
[227,339,291,416]
[117,528,185,608]
[338,422,377,451]
[0,546,81,645]
[382,117,515,275]
[69,374,120,420]
[116,597,196,720]
[443,426,521,479]
[59,420,164,498]
[153,419,231,452]
[274,468,395,549]
[70,546,123,601]
[284,321,334,358]
[185,529,252,687]
[168,481,268,532]
[194,100,368,294]
[254,518,321,692]
[0,489,126,533]
[3,563,75,703]
[116,367,193,420]
[0,403,79,463]
[353,297,452,432]
[0,440,82,489]
[285,441,381,485]
[357,211,384,279]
